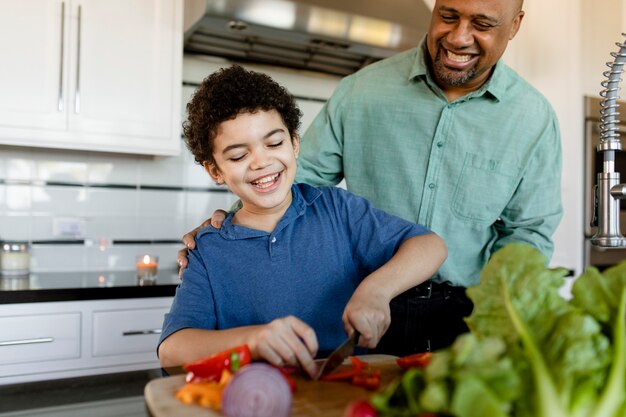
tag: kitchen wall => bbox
[506,0,626,275]
[501,0,585,274]
[0,56,339,272]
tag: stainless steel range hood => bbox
[183,0,431,76]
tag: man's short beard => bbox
[433,53,477,87]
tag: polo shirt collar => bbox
[409,36,505,102]
[205,183,322,240]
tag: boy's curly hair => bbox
[183,65,302,166]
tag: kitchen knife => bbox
[314,330,360,380]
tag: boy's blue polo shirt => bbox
[159,183,431,354]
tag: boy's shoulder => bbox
[296,183,368,209]
[195,211,237,242]
[297,182,348,199]
[196,223,223,242]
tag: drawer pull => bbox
[74,4,82,114]
[58,1,66,112]
[122,329,162,336]
[0,337,54,347]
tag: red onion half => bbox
[222,363,292,417]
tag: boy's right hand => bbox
[249,316,319,379]
[177,209,227,279]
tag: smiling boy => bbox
[205,109,298,233]
[157,65,447,377]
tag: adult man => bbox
[180,0,562,356]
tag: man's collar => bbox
[408,37,429,80]
[409,36,504,102]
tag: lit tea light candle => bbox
[136,254,158,283]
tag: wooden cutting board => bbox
[144,354,402,417]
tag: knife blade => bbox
[314,330,360,380]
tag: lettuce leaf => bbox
[466,244,612,417]
[373,243,625,417]
[571,263,626,417]
[372,333,521,417]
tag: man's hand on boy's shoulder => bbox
[177,209,228,279]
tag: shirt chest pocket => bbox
[452,153,520,224]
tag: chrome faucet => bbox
[592,33,626,247]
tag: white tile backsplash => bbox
[29,244,86,272]
[0,147,33,180]
[85,215,140,241]
[85,188,137,216]
[138,190,186,216]
[30,185,87,216]
[184,191,234,231]
[184,190,232,215]
[0,56,336,272]
[0,213,31,241]
[138,215,188,241]
[83,241,182,271]
[32,149,89,183]
[2,184,31,211]
[87,153,140,185]
[31,214,78,241]
[183,150,215,188]
[138,153,186,187]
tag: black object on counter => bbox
[0,269,179,304]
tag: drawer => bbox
[92,308,168,357]
[0,313,81,366]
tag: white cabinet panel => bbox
[0,0,67,131]
[92,307,168,357]
[68,0,178,142]
[0,297,172,385]
[0,0,182,156]
[0,312,81,365]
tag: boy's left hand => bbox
[342,286,391,349]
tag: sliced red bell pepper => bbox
[396,352,433,370]
[184,344,252,382]
[344,399,378,417]
[320,356,367,381]
[350,356,367,371]
[277,366,298,392]
[351,371,381,390]
[320,356,381,389]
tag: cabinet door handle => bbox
[58,1,66,112]
[74,4,82,114]
[0,337,55,347]
[122,329,162,336]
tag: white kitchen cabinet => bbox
[0,312,81,366]
[92,307,169,357]
[0,0,182,156]
[0,297,172,385]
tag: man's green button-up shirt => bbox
[297,39,563,287]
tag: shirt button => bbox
[271,237,277,243]
[428,183,436,189]
[436,141,444,148]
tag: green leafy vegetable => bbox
[371,333,521,417]
[571,262,626,417]
[372,243,626,417]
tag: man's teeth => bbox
[447,50,471,63]
[252,173,279,188]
